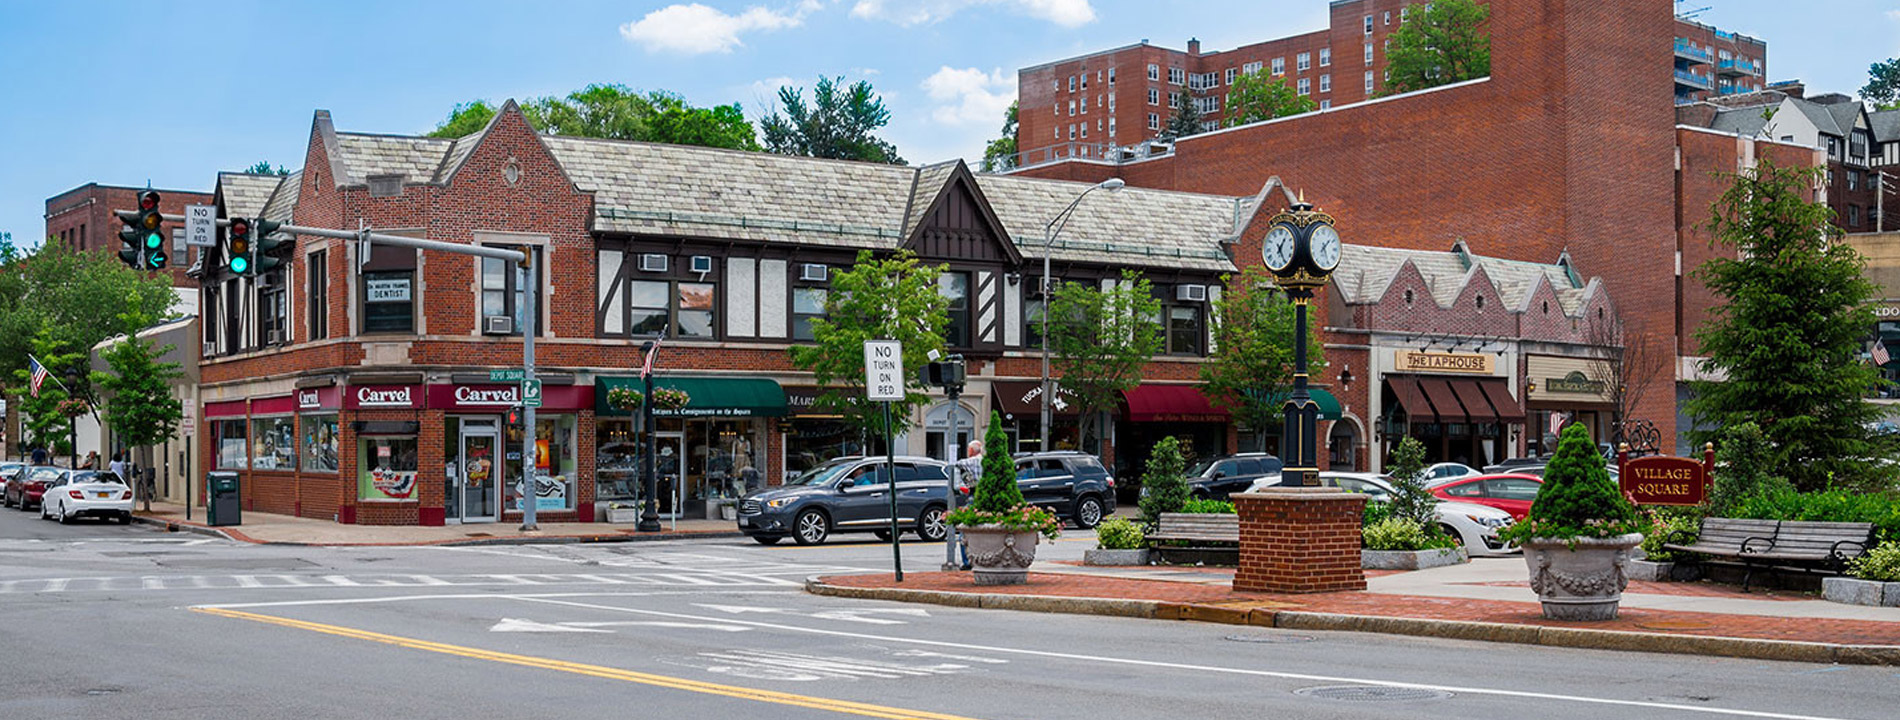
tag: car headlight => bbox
[1466,514,1510,529]
[765,497,796,509]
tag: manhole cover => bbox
[1224,634,1314,644]
[1295,685,1452,702]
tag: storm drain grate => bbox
[1223,634,1314,644]
[1295,685,1452,702]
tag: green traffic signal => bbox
[229,254,249,275]
[144,231,163,250]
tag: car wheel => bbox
[872,529,893,542]
[1073,497,1104,529]
[752,536,783,546]
[118,513,133,525]
[792,509,829,546]
[1439,524,1466,548]
[57,505,73,524]
[916,505,947,542]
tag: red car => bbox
[1429,473,1543,520]
[3,466,65,512]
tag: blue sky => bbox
[2,0,1897,248]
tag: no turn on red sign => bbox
[863,340,903,401]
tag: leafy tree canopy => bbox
[1048,269,1162,455]
[1688,157,1892,492]
[980,101,1019,173]
[426,85,760,151]
[1382,0,1491,96]
[1200,267,1323,450]
[761,76,905,164]
[1863,58,1900,110]
[788,250,948,438]
[244,161,289,176]
[1225,71,1315,127]
[0,241,176,394]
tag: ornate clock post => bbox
[1261,200,1341,487]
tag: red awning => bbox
[1478,377,1527,421]
[1450,379,1497,423]
[1122,385,1227,423]
[1386,376,1432,422]
[1419,379,1469,424]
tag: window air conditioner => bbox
[799,264,829,282]
[266,329,284,345]
[690,255,714,274]
[639,253,669,272]
[1176,284,1208,302]
[483,315,514,335]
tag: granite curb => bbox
[130,513,238,542]
[804,578,1900,667]
[128,513,745,547]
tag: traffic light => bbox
[225,217,251,275]
[251,218,287,275]
[919,356,967,390]
[114,191,165,269]
[504,405,524,428]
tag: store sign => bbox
[1545,370,1607,395]
[354,385,416,408]
[1620,455,1709,506]
[454,385,520,406]
[366,278,411,303]
[1394,350,1494,375]
[297,386,340,411]
[1875,303,1900,319]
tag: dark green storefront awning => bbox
[595,377,788,418]
[1264,388,1343,421]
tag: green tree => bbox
[789,250,948,439]
[761,76,905,164]
[1382,0,1491,96]
[425,86,760,151]
[644,92,761,151]
[1200,267,1322,451]
[426,100,504,138]
[1862,58,1900,110]
[244,161,289,176]
[969,411,1026,513]
[1501,423,1641,543]
[1707,421,1792,516]
[1047,269,1163,455]
[11,330,85,457]
[1224,71,1315,127]
[0,242,175,417]
[533,84,654,140]
[93,319,185,509]
[1385,436,1442,535]
[980,101,1019,173]
[1137,436,1189,527]
[1688,157,1891,492]
[1162,93,1203,140]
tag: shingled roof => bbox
[217,172,284,219]
[1332,242,1597,316]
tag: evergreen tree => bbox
[1386,436,1440,531]
[968,412,1025,513]
[1503,423,1639,542]
[1138,436,1190,527]
[1383,0,1491,96]
[1688,157,1891,492]
[1163,93,1203,140]
[761,76,905,164]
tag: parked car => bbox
[1179,453,1284,501]
[0,462,25,497]
[1004,451,1116,529]
[736,456,950,546]
[1420,462,1480,485]
[1429,473,1544,520]
[1482,456,1549,473]
[39,470,134,524]
[1246,471,1519,555]
[4,466,65,512]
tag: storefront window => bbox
[696,419,763,499]
[250,417,297,470]
[215,420,247,469]
[507,415,577,512]
[596,419,640,501]
[784,419,862,482]
[358,436,418,500]
[301,415,339,472]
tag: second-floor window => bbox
[792,287,827,341]
[940,272,971,348]
[479,246,543,336]
[259,269,288,346]
[1165,305,1203,355]
[629,279,716,338]
[307,249,328,341]
[360,245,417,335]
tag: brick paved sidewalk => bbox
[130,501,741,546]
[819,571,1900,648]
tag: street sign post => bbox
[520,378,543,408]
[863,339,904,582]
[185,205,217,247]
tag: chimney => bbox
[1188,37,1200,56]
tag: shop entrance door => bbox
[656,432,686,518]
[457,420,500,523]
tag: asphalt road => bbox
[0,510,1892,720]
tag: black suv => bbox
[737,456,951,546]
[1183,453,1284,501]
[1001,451,1116,529]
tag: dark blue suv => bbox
[737,456,951,545]
[1003,451,1117,529]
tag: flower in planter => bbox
[606,387,644,412]
[650,387,692,412]
[946,410,1061,540]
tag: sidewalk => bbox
[809,559,1900,666]
[131,501,743,546]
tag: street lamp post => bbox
[1039,177,1124,453]
[1260,196,1341,486]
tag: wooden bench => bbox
[1663,517,1875,591]
[1146,513,1239,565]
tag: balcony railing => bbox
[1674,70,1713,90]
[1715,58,1762,77]
[1673,39,1712,64]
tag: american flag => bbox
[27,356,47,398]
[1874,341,1891,367]
[640,327,667,379]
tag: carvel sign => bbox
[347,385,421,410]
[1619,455,1710,506]
[430,384,520,409]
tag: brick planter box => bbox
[1362,546,1467,571]
[1822,577,1900,607]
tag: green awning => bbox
[595,377,787,418]
[1264,388,1343,421]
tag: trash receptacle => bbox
[206,471,241,526]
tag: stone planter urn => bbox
[1523,533,1644,621]
[961,525,1040,585]
[1083,548,1151,566]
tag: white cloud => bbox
[851,0,1095,28]
[620,3,813,55]
[921,66,1015,126]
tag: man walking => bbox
[953,439,984,571]
[30,445,48,466]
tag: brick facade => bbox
[44,183,209,288]
[1234,488,1368,593]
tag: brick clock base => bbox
[1233,488,1368,594]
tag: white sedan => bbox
[1420,462,1481,485]
[1248,471,1518,556]
[39,470,134,525]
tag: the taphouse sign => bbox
[1394,350,1494,375]
[1619,453,1711,506]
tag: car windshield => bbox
[1185,461,1214,477]
[785,461,855,487]
[80,472,123,485]
[27,467,62,483]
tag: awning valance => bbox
[1262,388,1344,421]
[1450,379,1497,423]
[991,380,1081,418]
[1387,374,1525,424]
[1122,385,1227,423]
[594,377,787,418]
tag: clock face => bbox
[1263,224,1296,271]
[1311,224,1341,272]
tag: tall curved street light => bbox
[1040,177,1125,453]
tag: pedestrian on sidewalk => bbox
[81,451,98,470]
[30,445,47,466]
[953,439,984,571]
[109,452,127,480]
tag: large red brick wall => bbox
[44,184,209,288]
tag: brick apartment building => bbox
[1010,0,1829,459]
[44,183,211,289]
[1015,0,1766,165]
[193,101,1392,527]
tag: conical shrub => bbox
[969,411,1024,513]
[1502,423,1641,542]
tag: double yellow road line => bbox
[192,607,981,720]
